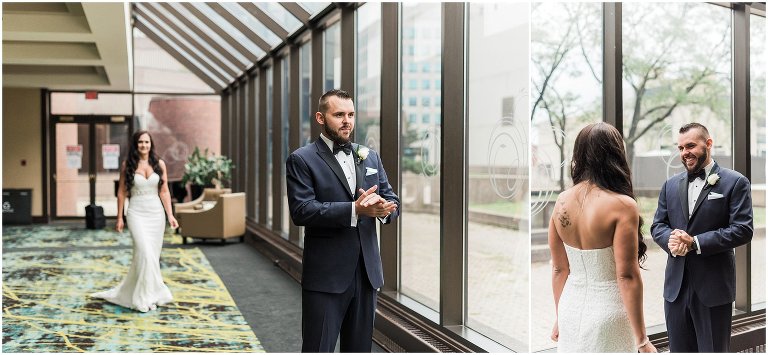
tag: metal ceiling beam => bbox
[180,2,259,64]
[159,2,248,70]
[238,3,289,41]
[133,20,223,92]
[134,8,230,84]
[207,2,272,53]
[140,3,240,79]
[280,2,311,26]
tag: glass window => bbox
[324,22,341,91]
[220,2,282,48]
[282,56,291,239]
[750,13,766,307]
[408,113,418,124]
[623,2,732,333]
[409,62,418,73]
[409,79,418,90]
[400,1,442,312]
[250,78,259,219]
[255,2,302,34]
[299,2,330,17]
[356,3,382,152]
[467,3,530,349]
[133,94,221,182]
[421,114,430,124]
[145,3,240,76]
[422,79,430,90]
[138,8,231,81]
[133,27,215,94]
[266,66,274,228]
[422,63,430,73]
[421,97,430,106]
[167,3,249,67]
[300,41,313,147]
[190,3,265,58]
[530,2,602,352]
[435,96,441,107]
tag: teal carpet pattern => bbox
[2,224,183,248]
[3,243,263,352]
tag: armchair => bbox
[173,187,232,215]
[176,192,246,244]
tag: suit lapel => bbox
[678,175,689,224]
[352,144,365,199]
[315,140,354,199]
[689,163,720,222]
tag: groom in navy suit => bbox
[651,123,753,352]
[286,89,400,352]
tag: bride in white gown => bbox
[549,123,656,353]
[92,130,177,312]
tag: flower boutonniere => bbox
[356,146,370,165]
[707,173,720,186]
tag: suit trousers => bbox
[664,265,732,352]
[301,255,377,352]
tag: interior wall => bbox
[3,87,43,216]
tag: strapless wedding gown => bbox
[557,244,634,353]
[92,172,173,312]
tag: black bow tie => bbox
[332,142,352,155]
[687,169,706,183]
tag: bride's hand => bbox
[550,322,559,342]
[168,216,179,229]
[638,342,657,353]
[116,218,124,233]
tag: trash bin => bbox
[85,204,106,229]
[2,189,33,225]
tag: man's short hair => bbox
[318,89,353,114]
[679,122,710,140]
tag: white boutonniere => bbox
[356,146,370,165]
[707,173,720,186]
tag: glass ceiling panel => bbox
[145,3,241,75]
[135,13,225,89]
[133,27,214,94]
[299,2,331,16]
[191,2,266,58]
[138,7,232,82]
[167,2,250,67]
[254,2,302,34]
[220,2,282,47]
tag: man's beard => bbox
[682,151,708,173]
[323,124,352,144]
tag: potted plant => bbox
[182,147,234,199]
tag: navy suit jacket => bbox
[286,139,400,293]
[651,163,752,307]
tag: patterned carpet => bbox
[3,230,263,352]
[2,224,183,248]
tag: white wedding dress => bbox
[557,244,634,353]
[92,172,173,312]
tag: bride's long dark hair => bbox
[124,130,163,194]
[570,122,647,264]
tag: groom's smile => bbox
[677,128,712,174]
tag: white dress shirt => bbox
[685,160,714,255]
[320,134,358,227]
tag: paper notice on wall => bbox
[102,144,120,170]
[66,145,83,169]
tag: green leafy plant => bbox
[181,147,233,188]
